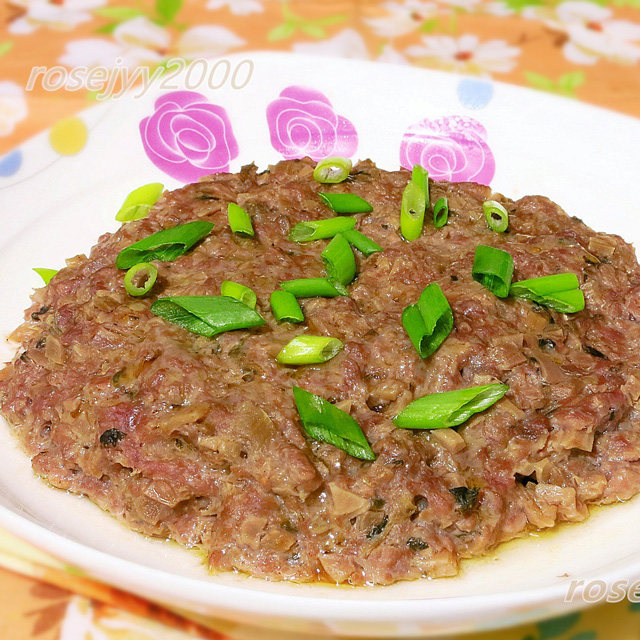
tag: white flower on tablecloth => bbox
[292,29,369,59]
[435,0,483,11]
[59,597,106,640]
[59,38,164,71]
[206,0,263,14]
[176,25,245,59]
[364,1,438,38]
[0,81,27,136]
[59,16,168,69]
[112,15,170,52]
[377,44,409,65]
[59,17,244,70]
[8,0,105,34]
[481,1,515,17]
[58,595,190,640]
[523,1,640,65]
[406,34,520,75]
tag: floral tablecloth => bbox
[1,0,640,638]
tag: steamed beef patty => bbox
[2,158,640,585]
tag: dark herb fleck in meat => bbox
[99,429,126,447]
[584,345,607,359]
[30,306,49,321]
[449,487,479,513]
[515,472,537,486]
[281,520,298,533]
[366,515,388,539]
[407,537,428,551]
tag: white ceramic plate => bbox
[1,52,640,638]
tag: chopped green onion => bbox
[151,296,264,338]
[293,386,375,460]
[401,165,430,241]
[342,229,383,255]
[319,192,373,214]
[321,233,356,286]
[402,283,453,358]
[280,278,347,298]
[512,273,578,295]
[277,336,343,365]
[483,200,509,233]
[220,280,257,309]
[510,273,585,313]
[402,306,428,354]
[411,164,429,202]
[400,181,426,242]
[289,217,355,243]
[393,383,509,430]
[227,202,254,237]
[270,290,304,323]
[115,183,164,222]
[472,245,514,298]
[123,262,157,297]
[116,220,213,270]
[33,268,58,285]
[541,288,585,313]
[313,157,352,184]
[433,197,449,228]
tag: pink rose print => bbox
[266,86,358,161]
[139,91,238,182]
[399,115,495,185]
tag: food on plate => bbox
[1,157,640,586]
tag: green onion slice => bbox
[270,290,304,323]
[540,288,585,313]
[511,272,578,295]
[228,202,254,237]
[313,157,352,184]
[123,262,157,297]
[116,220,213,270]
[342,229,383,255]
[277,336,343,365]
[321,233,356,286]
[394,383,509,430]
[115,183,164,222]
[472,245,514,298]
[433,197,449,229]
[401,165,430,241]
[400,180,426,242]
[220,280,257,309]
[280,277,347,298]
[510,273,585,313]
[151,295,264,337]
[483,200,509,233]
[289,217,355,243]
[319,192,373,214]
[411,164,430,202]
[33,268,58,285]
[293,386,375,461]
[402,283,453,358]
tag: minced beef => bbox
[1,158,640,585]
